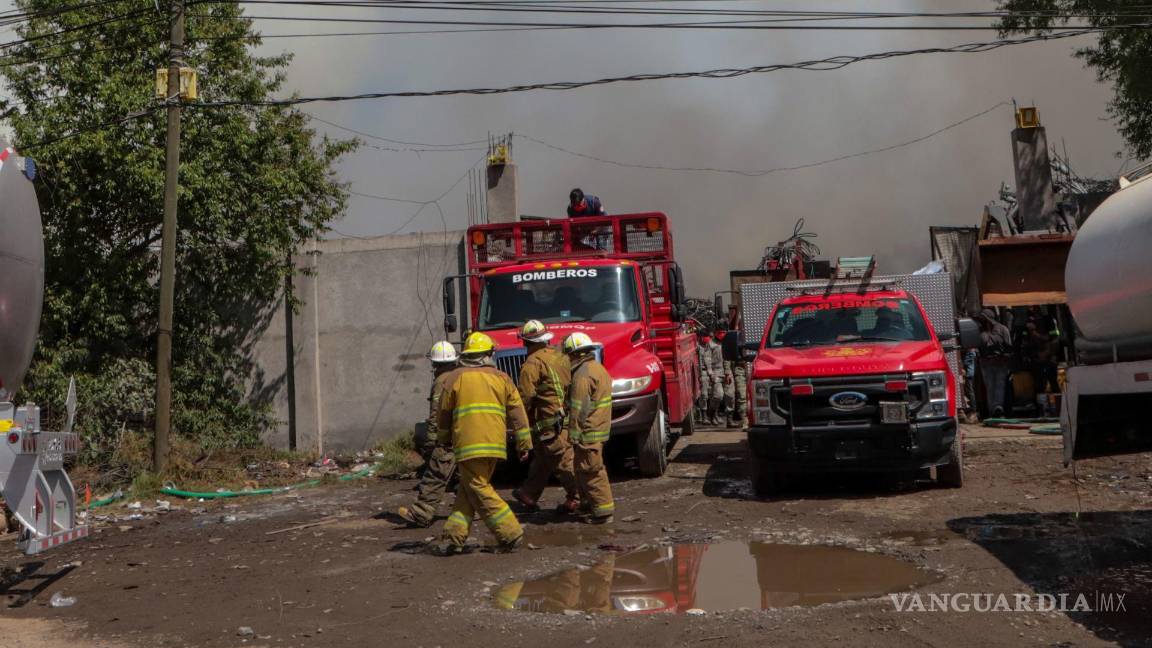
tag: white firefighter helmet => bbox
[427,340,459,364]
[518,319,554,343]
[562,331,599,355]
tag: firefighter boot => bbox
[707,398,721,426]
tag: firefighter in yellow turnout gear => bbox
[563,332,615,524]
[433,332,532,555]
[511,320,579,513]
[396,341,459,527]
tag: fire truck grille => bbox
[494,349,528,383]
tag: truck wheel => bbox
[679,409,696,437]
[750,452,785,499]
[637,401,669,477]
[936,438,964,488]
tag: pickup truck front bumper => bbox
[747,417,957,472]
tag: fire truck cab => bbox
[444,213,698,476]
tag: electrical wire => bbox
[301,110,488,147]
[190,29,1112,108]
[190,13,1096,30]
[516,101,1010,176]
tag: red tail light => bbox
[6,431,18,444]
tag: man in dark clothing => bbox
[568,188,606,218]
[977,308,1012,418]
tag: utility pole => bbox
[154,0,185,473]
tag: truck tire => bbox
[749,452,785,499]
[637,399,669,477]
[936,437,964,488]
[679,409,696,437]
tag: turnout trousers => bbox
[520,425,578,504]
[406,444,456,525]
[573,442,614,519]
[442,458,523,546]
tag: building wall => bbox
[251,231,465,454]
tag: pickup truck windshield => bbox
[766,298,932,348]
[478,265,641,329]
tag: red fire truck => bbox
[443,213,698,476]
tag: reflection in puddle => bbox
[881,530,956,546]
[496,542,940,614]
[527,526,641,548]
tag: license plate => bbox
[880,401,908,424]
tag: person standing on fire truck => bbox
[432,332,533,555]
[395,341,459,527]
[563,332,615,524]
[512,320,580,515]
[567,188,606,218]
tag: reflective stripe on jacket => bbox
[518,346,572,433]
[569,355,612,444]
[438,365,531,461]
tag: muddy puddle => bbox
[495,541,940,614]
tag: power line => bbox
[302,110,488,147]
[516,101,1011,176]
[191,13,1091,30]
[191,27,1114,108]
[194,0,1152,21]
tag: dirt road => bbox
[3,427,1151,647]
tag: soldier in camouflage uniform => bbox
[723,358,748,428]
[697,331,724,425]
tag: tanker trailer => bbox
[0,140,88,554]
[1062,161,1152,463]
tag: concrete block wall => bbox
[251,230,466,454]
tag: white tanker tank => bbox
[1062,161,1152,464]
[1065,163,1152,361]
[0,140,88,554]
[0,139,45,396]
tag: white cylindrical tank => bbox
[0,141,44,398]
[1065,166,1152,343]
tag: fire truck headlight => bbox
[611,375,652,397]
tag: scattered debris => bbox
[49,592,76,608]
[237,626,255,638]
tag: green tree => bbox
[999,1,1152,158]
[0,0,356,466]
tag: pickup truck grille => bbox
[774,375,925,426]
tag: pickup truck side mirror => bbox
[957,317,980,349]
[444,314,458,334]
[714,294,724,321]
[741,340,760,361]
[936,329,956,342]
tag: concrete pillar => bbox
[289,242,324,455]
[1011,125,1057,233]
[486,162,518,223]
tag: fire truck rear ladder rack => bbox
[0,378,88,554]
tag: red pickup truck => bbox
[743,279,979,497]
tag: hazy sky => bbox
[3,0,1131,295]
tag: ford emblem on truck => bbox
[829,391,868,411]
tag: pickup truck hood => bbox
[752,340,947,379]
